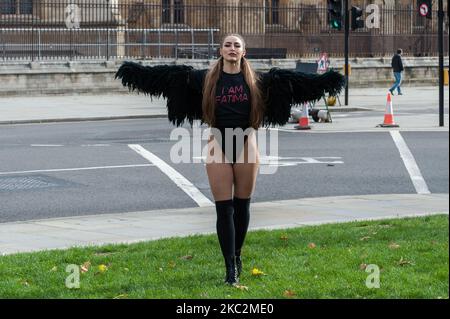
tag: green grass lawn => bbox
[0,215,448,299]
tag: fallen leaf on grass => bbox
[397,257,414,267]
[234,284,249,291]
[180,255,193,260]
[360,263,368,270]
[80,261,91,273]
[360,236,371,241]
[251,268,265,276]
[94,265,110,276]
[98,264,108,273]
[308,243,317,249]
[50,266,58,272]
[283,290,296,297]
[389,243,400,249]
[168,261,177,269]
[280,235,289,241]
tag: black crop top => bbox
[214,71,251,128]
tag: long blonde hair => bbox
[202,34,264,129]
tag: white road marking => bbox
[128,144,214,207]
[192,156,344,167]
[80,144,111,147]
[0,164,154,176]
[390,131,431,194]
[30,144,111,147]
[331,114,350,117]
[31,144,64,147]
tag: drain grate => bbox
[0,175,70,191]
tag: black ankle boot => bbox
[224,255,238,285]
[235,256,242,278]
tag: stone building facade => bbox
[2,0,446,30]
[0,0,447,59]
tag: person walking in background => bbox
[390,49,404,96]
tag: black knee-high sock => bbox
[215,199,235,259]
[233,196,251,257]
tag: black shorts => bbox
[212,126,250,164]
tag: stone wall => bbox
[0,57,448,96]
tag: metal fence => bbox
[0,27,219,60]
[0,0,448,61]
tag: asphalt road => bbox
[0,118,448,223]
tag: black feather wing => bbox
[115,61,207,127]
[259,68,346,127]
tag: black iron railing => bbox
[0,0,448,61]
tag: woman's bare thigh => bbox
[233,131,260,199]
[205,135,234,201]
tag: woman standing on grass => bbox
[115,34,345,286]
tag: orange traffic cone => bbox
[294,103,311,130]
[377,93,399,128]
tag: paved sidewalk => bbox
[0,94,366,124]
[0,94,167,124]
[0,194,448,255]
[281,113,449,132]
[0,86,448,127]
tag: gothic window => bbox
[265,0,280,25]
[0,0,33,15]
[162,0,184,24]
